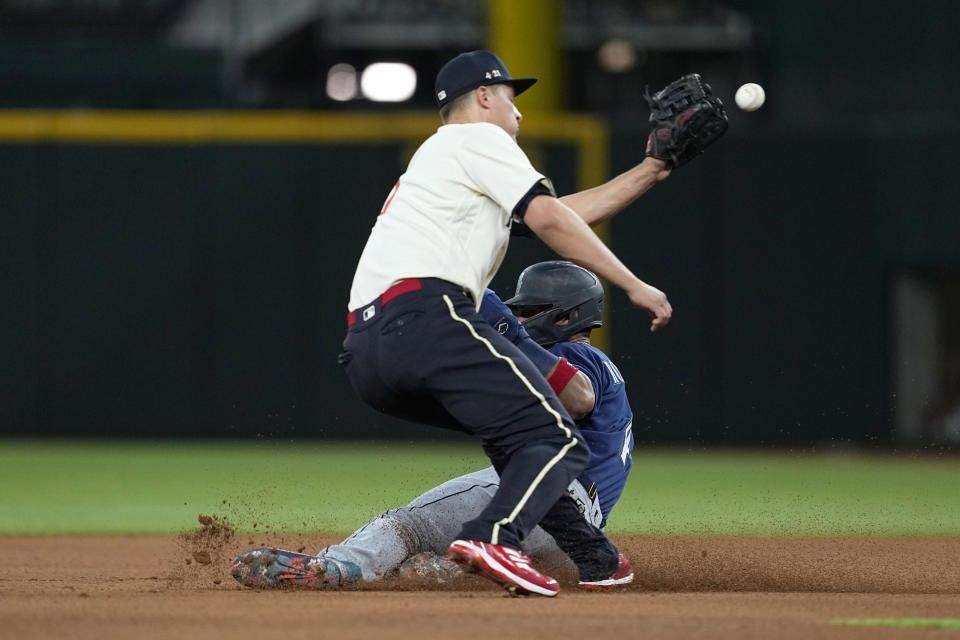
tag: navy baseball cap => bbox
[435,50,537,108]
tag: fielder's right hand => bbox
[627,282,672,332]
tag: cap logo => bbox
[437,90,446,101]
[484,69,502,80]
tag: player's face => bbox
[512,304,552,324]
[490,84,522,139]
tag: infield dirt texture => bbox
[4,530,960,639]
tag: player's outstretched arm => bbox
[524,195,672,332]
[558,157,671,227]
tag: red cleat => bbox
[447,539,559,597]
[578,552,634,590]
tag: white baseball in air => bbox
[734,83,765,112]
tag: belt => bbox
[347,278,423,327]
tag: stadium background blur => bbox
[2,0,959,448]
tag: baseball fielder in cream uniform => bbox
[338,50,673,596]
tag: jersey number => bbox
[379,180,400,216]
[620,422,633,466]
[603,360,624,385]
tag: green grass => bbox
[0,440,487,535]
[1,439,959,537]
[832,618,960,631]
[614,449,960,536]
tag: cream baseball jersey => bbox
[348,122,553,310]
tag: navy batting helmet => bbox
[505,261,604,347]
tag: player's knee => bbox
[373,509,428,554]
[536,428,590,476]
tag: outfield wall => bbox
[2,112,958,443]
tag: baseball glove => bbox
[645,73,729,168]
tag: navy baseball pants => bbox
[339,278,591,550]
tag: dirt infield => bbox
[3,531,959,639]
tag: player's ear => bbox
[476,85,492,108]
